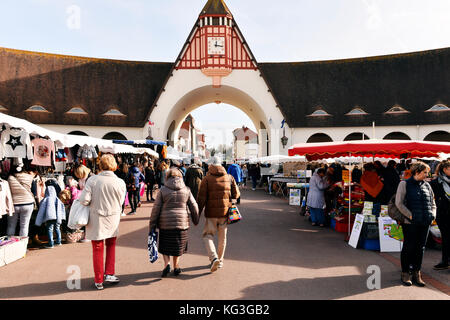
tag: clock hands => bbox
[214,41,223,48]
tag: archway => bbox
[383,132,411,140]
[156,85,275,158]
[344,132,370,141]
[424,130,450,142]
[307,133,333,143]
[102,132,127,140]
[68,131,88,136]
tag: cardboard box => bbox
[0,237,28,267]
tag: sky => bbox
[1,0,449,147]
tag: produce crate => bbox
[361,239,380,251]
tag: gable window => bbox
[384,105,410,114]
[0,105,7,113]
[307,108,332,117]
[103,108,126,116]
[426,104,449,112]
[66,107,88,115]
[346,107,368,115]
[26,105,50,112]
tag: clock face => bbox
[207,36,225,55]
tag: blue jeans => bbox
[7,204,34,237]
[251,176,258,189]
[309,207,325,225]
[46,220,61,246]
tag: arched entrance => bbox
[424,130,450,142]
[307,133,333,143]
[102,132,127,140]
[68,131,88,136]
[150,84,283,157]
[344,132,370,141]
[384,132,411,140]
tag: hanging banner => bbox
[348,214,365,248]
[342,170,350,183]
[289,188,301,206]
[378,217,404,252]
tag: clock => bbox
[207,36,225,55]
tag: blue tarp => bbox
[113,139,166,146]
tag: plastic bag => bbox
[148,229,158,263]
[67,199,90,229]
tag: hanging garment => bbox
[77,145,98,159]
[0,179,15,218]
[0,128,33,161]
[31,138,55,167]
[55,149,67,162]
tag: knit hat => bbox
[209,156,222,165]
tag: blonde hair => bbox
[99,154,118,171]
[166,168,183,180]
[74,165,91,179]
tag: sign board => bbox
[342,170,350,183]
[378,217,403,252]
[289,188,301,206]
[348,214,365,248]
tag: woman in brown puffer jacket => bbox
[197,156,240,272]
[149,169,199,277]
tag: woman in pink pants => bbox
[79,155,126,290]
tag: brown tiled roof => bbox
[259,47,450,128]
[0,47,173,127]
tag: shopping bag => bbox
[148,229,158,263]
[67,199,90,229]
[227,205,242,224]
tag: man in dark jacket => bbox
[144,162,156,202]
[197,156,240,273]
[126,163,145,215]
[185,159,204,199]
[379,160,401,205]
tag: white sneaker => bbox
[121,212,126,217]
[94,283,104,290]
[104,275,120,284]
[210,258,220,273]
[218,262,223,268]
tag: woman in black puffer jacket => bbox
[395,162,436,287]
[430,160,450,271]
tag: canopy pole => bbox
[348,152,352,237]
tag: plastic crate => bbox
[336,221,354,233]
[362,222,379,240]
[330,218,336,230]
[0,237,28,267]
[361,239,380,251]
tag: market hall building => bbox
[0,0,449,157]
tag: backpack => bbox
[127,173,137,191]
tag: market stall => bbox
[288,139,450,251]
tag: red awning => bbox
[288,140,450,161]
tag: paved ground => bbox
[0,186,449,300]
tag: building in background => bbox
[233,126,258,160]
[178,114,206,158]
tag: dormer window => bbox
[385,105,410,114]
[346,107,368,115]
[26,105,50,112]
[66,107,88,115]
[426,104,449,112]
[103,108,126,116]
[307,108,332,117]
[0,105,7,113]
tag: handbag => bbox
[387,194,409,225]
[148,229,159,263]
[67,199,90,229]
[227,205,242,224]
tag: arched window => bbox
[383,132,411,140]
[346,107,368,115]
[307,133,333,143]
[384,105,409,114]
[344,132,370,141]
[102,132,127,140]
[423,131,450,142]
[68,131,89,136]
[66,107,88,115]
[425,104,449,112]
[103,108,126,116]
[26,105,50,112]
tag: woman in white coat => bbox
[79,154,126,290]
